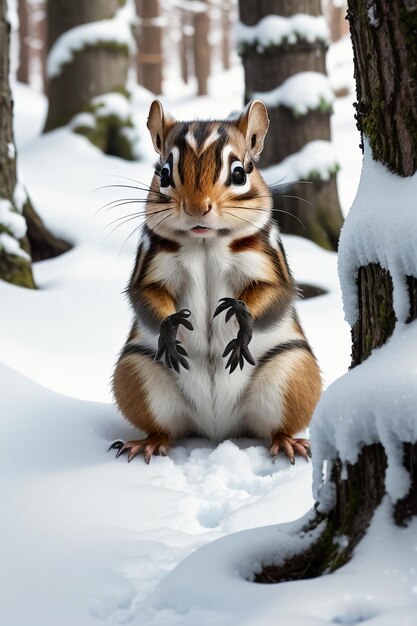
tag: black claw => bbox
[215,297,255,374]
[116,446,128,458]
[108,440,123,452]
[156,310,193,372]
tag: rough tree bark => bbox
[0,0,69,287]
[193,0,211,96]
[255,0,417,583]
[44,0,136,160]
[239,0,344,251]
[136,0,163,95]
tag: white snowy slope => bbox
[1,55,359,625]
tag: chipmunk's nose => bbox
[183,199,213,217]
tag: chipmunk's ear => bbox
[236,100,269,162]
[147,100,176,156]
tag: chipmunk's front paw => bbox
[214,298,255,373]
[155,309,193,372]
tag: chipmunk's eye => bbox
[231,161,246,186]
[160,164,171,188]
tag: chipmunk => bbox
[110,99,322,465]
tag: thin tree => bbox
[254,0,417,583]
[136,0,163,94]
[44,0,137,160]
[17,0,29,83]
[238,0,344,251]
[193,0,211,96]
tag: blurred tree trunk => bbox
[179,6,191,84]
[17,0,29,83]
[328,1,349,42]
[193,0,210,96]
[136,0,163,94]
[0,0,69,288]
[44,0,136,160]
[255,0,417,585]
[239,0,344,251]
[221,1,232,70]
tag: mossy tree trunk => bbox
[44,0,136,160]
[1,0,69,288]
[255,0,417,584]
[239,0,344,251]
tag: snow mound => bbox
[253,72,334,116]
[262,140,339,184]
[237,14,328,52]
[312,320,417,505]
[338,140,417,325]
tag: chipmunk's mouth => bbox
[190,226,213,235]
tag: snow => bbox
[237,14,329,52]
[92,92,132,121]
[0,49,371,625]
[312,320,417,505]
[0,231,30,260]
[47,1,136,79]
[0,198,27,238]
[253,71,334,116]
[262,140,339,184]
[338,139,417,326]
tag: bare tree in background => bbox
[193,0,210,96]
[17,0,29,83]
[239,0,344,251]
[136,0,163,94]
[44,0,137,160]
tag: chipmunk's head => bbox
[146,100,272,240]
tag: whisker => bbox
[95,198,173,216]
[269,179,313,189]
[223,211,259,228]
[104,208,173,241]
[104,207,173,230]
[237,193,314,208]
[223,206,305,230]
[90,184,171,200]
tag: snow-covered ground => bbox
[1,56,366,624]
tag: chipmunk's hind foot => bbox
[269,434,311,465]
[109,433,170,464]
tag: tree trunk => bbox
[255,0,417,583]
[1,0,34,287]
[193,0,210,96]
[328,1,348,42]
[136,0,163,95]
[179,8,190,85]
[44,0,136,160]
[17,0,29,83]
[239,0,344,251]
[221,2,232,70]
[0,0,70,288]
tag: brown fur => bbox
[113,355,161,434]
[279,350,322,436]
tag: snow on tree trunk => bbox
[136,0,163,95]
[193,0,210,96]
[0,0,33,287]
[44,0,139,160]
[254,0,417,583]
[1,0,70,287]
[238,0,344,251]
